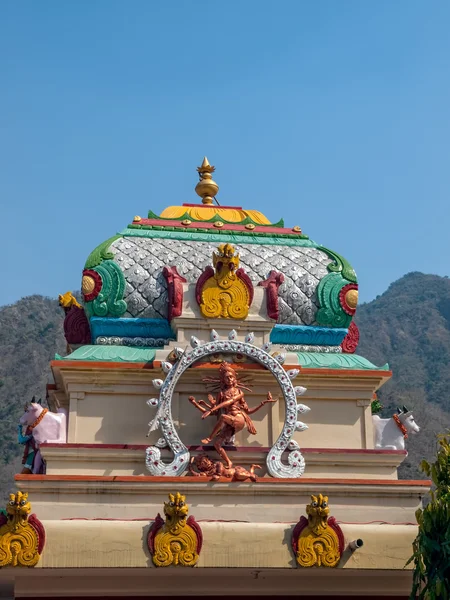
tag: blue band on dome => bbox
[270,325,348,346]
[90,317,175,341]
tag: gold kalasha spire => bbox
[195,156,219,205]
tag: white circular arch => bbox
[145,332,310,478]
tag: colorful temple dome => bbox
[79,158,359,352]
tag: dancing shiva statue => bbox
[188,361,278,472]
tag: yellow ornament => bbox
[81,275,95,296]
[149,492,202,567]
[345,289,358,310]
[197,244,253,320]
[0,492,44,568]
[293,494,342,568]
[58,291,82,310]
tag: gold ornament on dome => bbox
[195,157,219,205]
[292,225,302,233]
[196,244,253,320]
[148,492,202,567]
[245,223,255,230]
[134,215,142,222]
[345,289,358,310]
[159,158,272,224]
[181,219,192,226]
[0,492,44,568]
[58,291,82,310]
[292,494,343,568]
[81,275,96,296]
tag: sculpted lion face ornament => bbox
[7,492,31,521]
[164,492,189,529]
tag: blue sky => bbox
[1,1,449,306]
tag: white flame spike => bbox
[190,336,201,348]
[262,342,272,352]
[210,329,220,341]
[275,353,286,365]
[296,403,311,414]
[294,386,307,397]
[161,361,173,374]
[287,369,300,379]
[152,379,164,389]
[295,421,309,432]
[228,329,238,341]
[245,332,255,344]
[147,398,159,408]
[173,347,184,359]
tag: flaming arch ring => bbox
[145,330,311,478]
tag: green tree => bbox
[407,432,450,599]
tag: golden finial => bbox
[195,156,219,205]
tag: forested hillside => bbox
[0,296,66,497]
[0,272,449,499]
[355,272,450,478]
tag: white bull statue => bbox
[18,397,67,474]
[372,405,420,451]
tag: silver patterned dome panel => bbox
[111,237,332,326]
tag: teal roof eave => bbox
[296,352,390,371]
[55,345,158,363]
[119,227,319,248]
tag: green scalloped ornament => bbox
[317,246,357,283]
[316,273,353,328]
[85,260,127,318]
[84,235,122,269]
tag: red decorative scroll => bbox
[328,516,345,555]
[258,270,285,320]
[236,268,254,305]
[63,306,91,345]
[163,266,187,321]
[29,513,46,554]
[195,266,215,305]
[291,515,308,554]
[341,321,359,354]
[187,515,203,554]
[147,513,164,554]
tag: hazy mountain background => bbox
[0,272,449,502]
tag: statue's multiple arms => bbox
[247,391,278,415]
[201,391,243,419]
[188,396,209,413]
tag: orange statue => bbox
[188,362,277,468]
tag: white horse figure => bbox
[19,399,67,474]
[372,405,420,450]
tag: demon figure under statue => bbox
[188,362,277,470]
[18,398,67,474]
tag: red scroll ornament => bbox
[258,270,285,321]
[163,266,187,322]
